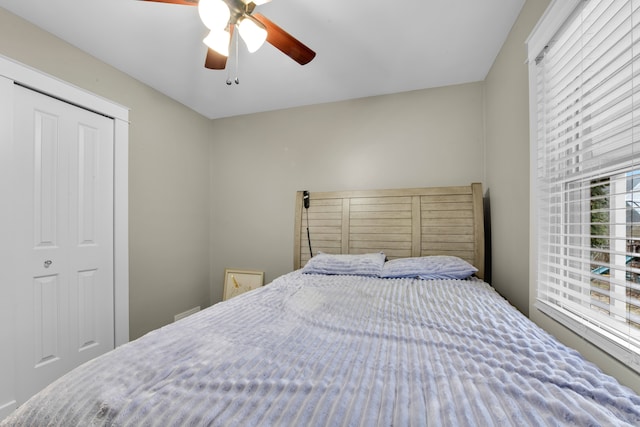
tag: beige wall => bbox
[484,0,640,393]
[0,8,212,339]
[484,0,548,317]
[209,84,485,300]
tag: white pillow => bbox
[302,252,386,277]
[381,256,478,280]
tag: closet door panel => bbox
[67,108,114,366]
[13,88,71,402]
[33,110,60,247]
[32,274,64,367]
[12,84,115,405]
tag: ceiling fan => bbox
[142,0,316,71]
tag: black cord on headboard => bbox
[303,190,313,258]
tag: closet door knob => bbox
[44,260,52,268]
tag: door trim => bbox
[0,54,130,347]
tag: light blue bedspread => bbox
[3,272,640,426]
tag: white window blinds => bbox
[531,0,640,369]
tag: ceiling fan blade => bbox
[204,24,233,70]
[140,0,197,5]
[205,48,228,69]
[253,13,316,65]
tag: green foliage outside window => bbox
[591,181,610,262]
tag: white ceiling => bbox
[0,0,526,120]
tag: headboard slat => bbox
[294,183,485,279]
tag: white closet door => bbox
[12,84,115,404]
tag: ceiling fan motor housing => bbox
[143,0,316,70]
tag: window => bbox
[528,0,640,371]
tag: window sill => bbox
[535,300,640,374]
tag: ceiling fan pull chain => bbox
[225,65,232,85]
[225,28,234,85]
[234,31,240,85]
[225,30,240,85]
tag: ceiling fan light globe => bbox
[238,16,267,53]
[198,0,230,30]
[203,30,230,57]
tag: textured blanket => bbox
[3,272,640,426]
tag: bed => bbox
[3,183,640,426]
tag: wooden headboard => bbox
[294,183,485,280]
